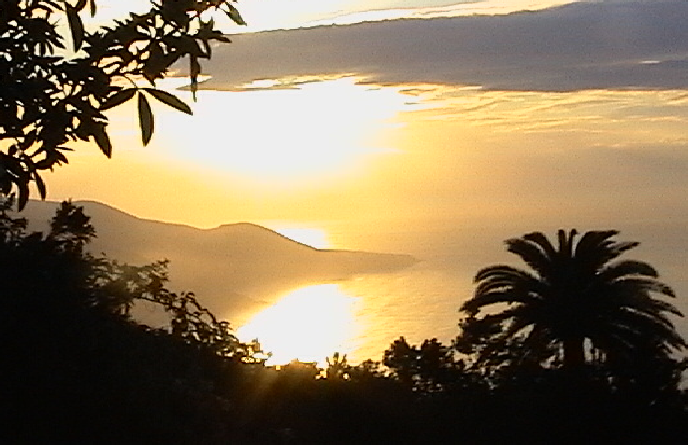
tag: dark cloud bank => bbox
[201,1,688,91]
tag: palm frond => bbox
[611,241,641,258]
[574,230,616,256]
[523,231,558,260]
[613,277,676,298]
[598,259,658,282]
[462,289,540,313]
[502,311,537,338]
[474,265,536,283]
[474,270,543,297]
[557,229,577,258]
[624,297,683,321]
[645,298,684,318]
[505,237,554,279]
[575,230,624,269]
[474,278,527,298]
[466,228,686,371]
[615,307,684,346]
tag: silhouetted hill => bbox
[18,200,416,323]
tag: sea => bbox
[238,217,688,366]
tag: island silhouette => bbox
[19,200,416,323]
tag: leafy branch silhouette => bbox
[0,0,244,208]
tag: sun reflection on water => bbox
[236,284,361,367]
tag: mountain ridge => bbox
[17,200,416,324]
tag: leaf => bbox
[40,0,62,12]
[138,92,154,145]
[17,177,29,211]
[92,125,112,158]
[88,0,97,17]
[189,55,201,101]
[55,151,69,164]
[212,33,233,44]
[100,88,137,111]
[223,4,246,26]
[66,5,85,52]
[75,0,87,11]
[190,54,201,80]
[200,39,212,59]
[34,171,47,200]
[0,174,11,195]
[142,42,166,83]
[143,89,193,115]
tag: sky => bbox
[51,0,688,229]
[43,0,688,364]
[90,0,573,32]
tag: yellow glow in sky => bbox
[236,284,361,366]
[118,77,408,188]
[48,84,688,229]
[272,226,330,249]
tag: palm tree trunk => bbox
[562,337,585,370]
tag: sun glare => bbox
[143,77,408,186]
[236,285,360,367]
[272,227,330,249]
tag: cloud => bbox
[199,1,688,92]
[309,0,573,26]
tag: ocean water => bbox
[323,220,530,363]
[242,218,688,366]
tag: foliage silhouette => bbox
[1,197,246,355]
[4,210,688,443]
[383,337,474,394]
[458,229,687,387]
[346,358,384,382]
[383,336,418,387]
[325,352,349,380]
[0,198,263,442]
[0,0,244,209]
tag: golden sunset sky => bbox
[50,0,688,232]
[39,0,688,364]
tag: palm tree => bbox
[460,229,686,371]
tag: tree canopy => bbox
[0,0,244,209]
[3,206,688,442]
[457,229,686,384]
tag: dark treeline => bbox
[3,201,688,443]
